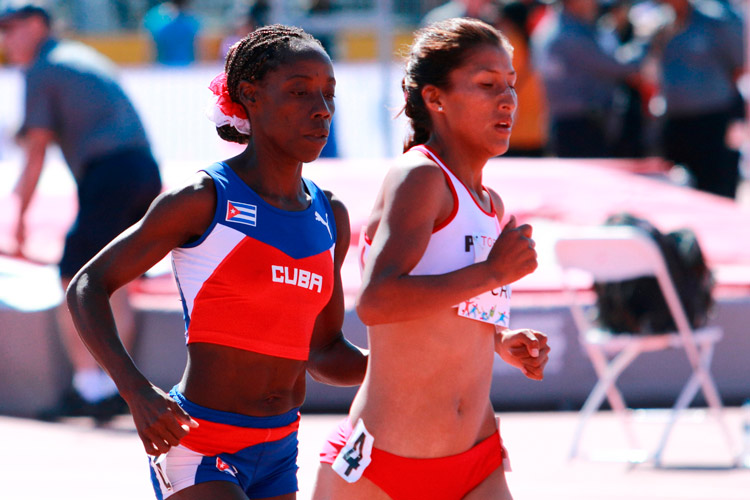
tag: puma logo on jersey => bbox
[315,211,332,239]
[272,265,323,293]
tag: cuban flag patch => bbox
[216,457,238,477]
[226,200,257,227]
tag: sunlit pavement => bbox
[1,408,748,500]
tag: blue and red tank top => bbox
[171,162,336,360]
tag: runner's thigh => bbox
[312,463,391,500]
[462,465,512,500]
[169,480,248,499]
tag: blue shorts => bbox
[149,388,300,499]
[59,148,161,278]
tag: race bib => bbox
[331,419,374,483]
[457,233,511,326]
[458,286,511,326]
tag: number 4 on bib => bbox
[332,418,374,483]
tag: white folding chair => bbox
[554,225,737,466]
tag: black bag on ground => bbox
[593,213,715,334]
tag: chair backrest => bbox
[555,226,668,282]
[555,226,702,365]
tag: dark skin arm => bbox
[66,173,217,455]
[307,191,368,386]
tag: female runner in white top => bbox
[314,17,550,500]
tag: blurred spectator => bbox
[533,0,642,157]
[112,0,138,30]
[526,0,555,33]
[308,0,337,56]
[68,0,120,33]
[0,3,162,420]
[219,0,270,59]
[306,0,339,157]
[650,0,744,198]
[598,0,647,157]
[422,0,500,25]
[69,0,138,31]
[144,0,201,66]
[496,0,549,156]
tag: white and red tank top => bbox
[361,144,501,275]
[359,145,512,326]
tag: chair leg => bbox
[652,342,737,466]
[694,344,738,459]
[570,345,641,459]
[652,371,701,466]
[608,387,640,451]
[586,347,640,450]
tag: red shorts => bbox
[320,418,510,500]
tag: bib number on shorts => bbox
[332,418,374,483]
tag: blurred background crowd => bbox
[0,0,748,200]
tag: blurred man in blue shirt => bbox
[534,0,642,157]
[144,0,201,66]
[0,3,162,420]
[652,0,744,198]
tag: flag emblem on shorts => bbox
[226,201,257,226]
[216,457,237,477]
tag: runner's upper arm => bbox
[309,190,350,350]
[325,190,352,268]
[73,173,217,294]
[362,160,452,284]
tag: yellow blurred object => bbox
[331,30,414,61]
[69,32,151,65]
[501,25,549,153]
[50,30,416,65]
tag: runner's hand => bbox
[123,384,199,455]
[495,328,550,381]
[485,216,537,286]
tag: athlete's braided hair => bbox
[217,24,323,144]
[401,18,513,152]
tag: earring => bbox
[438,105,443,111]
